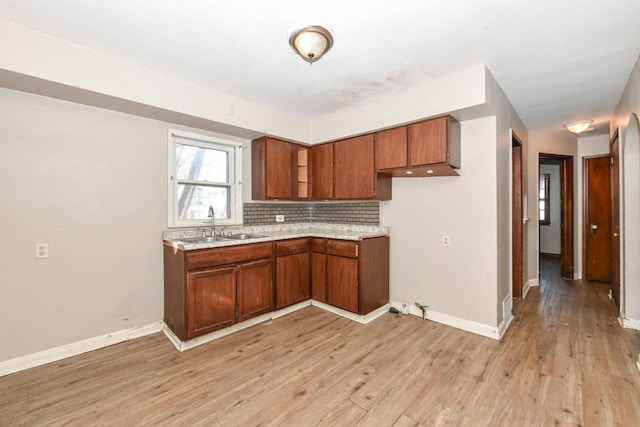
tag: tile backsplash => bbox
[243,202,380,226]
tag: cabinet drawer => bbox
[185,242,273,270]
[310,238,326,253]
[276,238,310,256]
[326,239,358,258]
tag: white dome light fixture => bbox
[564,120,593,135]
[289,25,333,64]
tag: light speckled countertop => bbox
[163,223,389,250]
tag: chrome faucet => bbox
[208,205,215,237]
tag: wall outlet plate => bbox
[35,243,48,259]
[401,303,409,315]
[276,215,284,222]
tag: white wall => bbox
[526,132,578,280]
[539,164,561,254]
[575,134,610,276]
[612,54,640,322]
[485,71,528,325]
[381,117,498,327]
[0,88,251,362]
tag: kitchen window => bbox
[168,129,243,228]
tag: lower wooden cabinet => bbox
[276,238,310,309]
[326,254,358,312]
[186,266,237,337]
[311,238,327,301]
[312,236,389,315]
[164,242,274,341]
[238,258,274,322]
[164,235,389,341]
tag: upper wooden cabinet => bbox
[376,126,408,170]
[333,134,391,200]
[310,143,334,200]
[252,137,292,199]
[252,137,309,200]
[376,115,461,177]
[409,116,460,167]
[293,145,309,199]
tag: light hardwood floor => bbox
[2,258,640,426]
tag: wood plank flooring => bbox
[2,258,640,426]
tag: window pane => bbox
[175,143,229,183]
[177,184,230,220]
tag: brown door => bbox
[583,156,612,281]
[512,137,523,298]
[560,158,574,279]
[610,130,621,306]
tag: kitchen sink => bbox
[179,236,228,244]
[221,233,267,240]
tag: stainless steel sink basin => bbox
[179,236,228,244]
[221,233,267,240]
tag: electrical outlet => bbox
[442,235,450,246]
[401,303,409,315]
[276,215,284,223]
[35,243,48,259]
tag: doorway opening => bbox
[539,154,574,280]
[512,134,523,298]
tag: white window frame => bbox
[168,129,243,228]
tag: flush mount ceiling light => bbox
[564,120,593,135]
[289,25,333,63]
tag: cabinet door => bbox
[276,252,310,309]
[252,137,292,199]
[237,258,274,322]
[310,143,334,199]
[333,134,375,199]
[408,116,449,166]
[326,255,358,313]
[376,127,408,170]
[311,251,327,302]
[186,266,237,338]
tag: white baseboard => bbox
[528,278,540,288]
[522,281,531,298]
[620,315,640,331]
[389,301,503,340]
[497,312,514,339]
[310,300,390,324]
[164,300,390,352]
[0,321,164,378]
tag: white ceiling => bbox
[2,0,640,136]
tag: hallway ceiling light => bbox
[564,120,592,135]
[289,25,333,63]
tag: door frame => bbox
[610,128,621,306]
[512,134,523,298]
[539,153,574,279]
[582,154,612,281]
